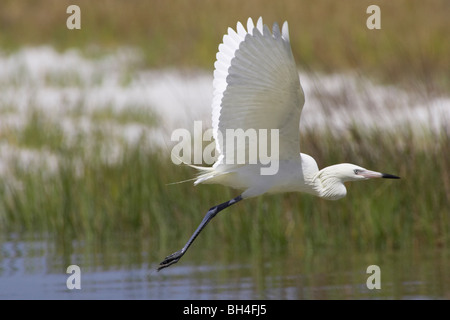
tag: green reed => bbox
[0,0,448,263]
[0,0,448,91]
[0,110,447,261]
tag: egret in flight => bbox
[158,17,399,271]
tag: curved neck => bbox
[313,167,347,200]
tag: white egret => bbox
[158,17,399,271]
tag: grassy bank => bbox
[0,1,448,267]
[0,108,448,260]
[0,0,449,90]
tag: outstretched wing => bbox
[212,17,305,167]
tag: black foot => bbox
[157,249,184,271]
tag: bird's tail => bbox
[192,165,219,185]
[168,153,217,186]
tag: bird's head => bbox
[313,163,400,200]
[330,163,400,182]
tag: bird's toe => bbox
[157,250,183,271]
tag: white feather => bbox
[210,16,304,170]
[282,21,290,42]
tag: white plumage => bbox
[211,17,303,166]
[196,17,306,198]
[158,17,399,271]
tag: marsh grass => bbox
[0,108,448,262]
[0,0,448,266]
[0,0,448,91]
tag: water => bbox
[0,47,448,300]
[1,234,448,300]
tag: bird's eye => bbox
[354,169,361,174]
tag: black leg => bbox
[157,195,243,271]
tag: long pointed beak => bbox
[381,173,400,179]
[361,170,400,179]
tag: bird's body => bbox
[195,155,318,198]
[158,17,399,271]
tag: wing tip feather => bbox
[282,21,290,42]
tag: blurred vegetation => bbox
[0,108,448,260]
[0,0,449,90]
[0,0,448,268]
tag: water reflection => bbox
[0,233,448,299]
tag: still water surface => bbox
[0,233,448,300]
